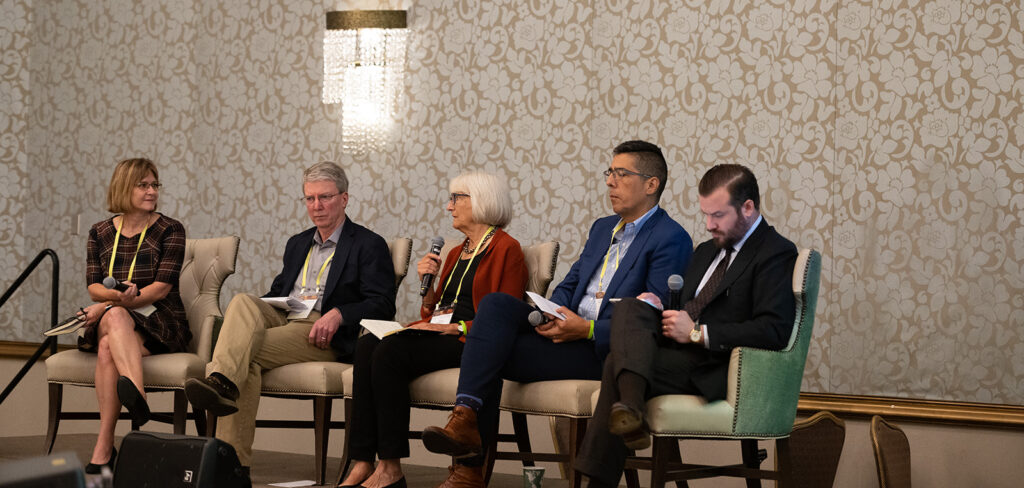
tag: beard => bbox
[712,213,754,249]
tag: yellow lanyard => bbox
[301,245,336,292]
[108,217,149,282]
[596,221,626,296]
[439,226,495,308]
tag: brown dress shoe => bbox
[435,464,484,488]
[422,406,482,458]
[609,402,650,450]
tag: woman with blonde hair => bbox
[78,158,188,474]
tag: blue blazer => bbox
[549,207,692,357]
[265,219,396,361]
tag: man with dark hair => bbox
[613,140,669,200]
[419,141,693,488]
[575,163,798,488]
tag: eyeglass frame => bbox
[300,192,341,205]
[135,182,163,190]
[603,167,654,180]
[449,192,470,204]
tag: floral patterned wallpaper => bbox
[1,0,1021,404]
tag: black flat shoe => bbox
[117,376,151,426]
[84,446,117,474]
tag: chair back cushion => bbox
[871,415,912,488]
[522,241,560,296]
[781,411,846,488]
[730,248,821,435]
[179,237,239,358]
[388,237,413,293]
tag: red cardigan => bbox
[417,228,528,339]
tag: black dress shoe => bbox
[84,446,117,474]
[185,373,240,416]
[117,376,151,426]
[608,402,650,450]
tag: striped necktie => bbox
[683,247,733,321]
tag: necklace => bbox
[462,227,495,254]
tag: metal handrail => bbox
[0,249,60,405]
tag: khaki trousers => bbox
[207,293,336,466]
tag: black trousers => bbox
[348,332,465,461]
[575,298,708,486]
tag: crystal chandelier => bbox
[323,10,408,154]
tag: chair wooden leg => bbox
[625,468,641,488]
[741,439,761,488]
[205,412,217,437]
[193,404,208,437]
[482,415,500,486]
[313,396,332,486]
[666,440,688,488]
[775,437,793,488]
[511,412,535,467]
[173,390,188,434]
[335,398,354,488]
[567,418,586,488]
[45,383,63,454]
[650,436,673,488]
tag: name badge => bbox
[431,306,455,325]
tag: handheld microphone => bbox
[103,276,141,296]
[667,274,684,310]
[419,236,446,296]
[528,310,545,327]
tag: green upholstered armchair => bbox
[625,248,822,488]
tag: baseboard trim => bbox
[0,340,74,359]
[798,392,1024,429]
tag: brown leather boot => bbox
[422,406,482,458]
[435,464,484,488]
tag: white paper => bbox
[286,299,317,320]
[261,296,303,311]
[525,291,567,320]
[132,304,157,317]
[430,312,454,324]
[361,319,404,339]
[268,481,316,487]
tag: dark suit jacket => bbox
[265,219,396,361]
[682,218,797,400]
[549,207,693,358]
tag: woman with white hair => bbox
[339,172,528,488]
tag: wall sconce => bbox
[323,10,408,154]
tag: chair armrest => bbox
[730,345,806,435]
[195,315,220,363]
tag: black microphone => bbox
[102,276,141,296]
[419,236,446,296]
[667,274,684,310]
[528,310,545,327]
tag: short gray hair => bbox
[449,171,513,228]
[303,161,349,194]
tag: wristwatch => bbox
[689,324,704,343]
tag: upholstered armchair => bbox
[871,415,912,488]
[45,236,239,452]
[623,248,822,488]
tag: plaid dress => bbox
[81,213,190,354]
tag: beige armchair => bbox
[220,237,412,486]
[336,240,561,484]
[44,236,239,452]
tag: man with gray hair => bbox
[186,161,396,475]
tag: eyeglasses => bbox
[449,192,470,204]
[136,182,162,190]
[603,167,654,180]
[301,192,340,205]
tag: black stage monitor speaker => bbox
[113,432,249,488]
[0,451,85,488]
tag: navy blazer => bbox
[549,207,692,358]
[682,218,797,400]
[265,219,396,361]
